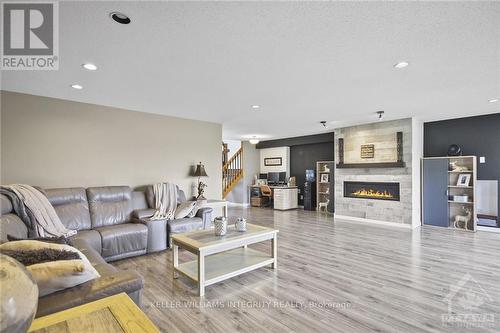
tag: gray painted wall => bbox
[1,91,222,199]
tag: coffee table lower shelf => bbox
[175,247,274,287]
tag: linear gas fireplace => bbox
[344,181,400,201]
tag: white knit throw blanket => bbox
[6,184,77,238]
[151,182,178,220]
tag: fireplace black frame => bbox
[344,181,400,201]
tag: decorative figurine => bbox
[450,161,470,172]
[197,181,207,201]
[454,207,472,230]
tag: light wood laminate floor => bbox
[115,207,500,333]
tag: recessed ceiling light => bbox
[82,63,97,71]
[251,105,260,110]
[489,98,498,103]
[394,61,409,69]
[110,12,131,25]
[71,84,83,90]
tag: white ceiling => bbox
[2,1,499,140]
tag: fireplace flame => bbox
[351,188,394,199]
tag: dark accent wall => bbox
[256,132,334,149]
[291,142,334,204]
[424,113,500,222]
[258,133,334,205]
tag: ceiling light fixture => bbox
[376,110,384,120]
[251,105,260,110]
[110,12,131,24]
[489,98,498,103]
[394,61,409,69]
[249,137,260,145]
[70,84,83,90]
[82,63,97,71]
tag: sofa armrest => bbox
[196,207,213,229]
[131,216,168,253]
[36,267,144,317]
[132,208,156,219]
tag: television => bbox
[267,172,280,185]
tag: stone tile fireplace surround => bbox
[334,119,414,225]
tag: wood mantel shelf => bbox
[337,132,405,169]
[336,162,406,169]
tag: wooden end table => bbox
[28,293,159,333]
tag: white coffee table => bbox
[171,223,278,296]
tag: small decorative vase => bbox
[214,216,227,236]
[235,217,247,232]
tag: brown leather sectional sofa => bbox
[0,185,212,317]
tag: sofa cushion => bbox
[0,214,28,243]
[1,194,13,214]
[168,217,203,234]
[71,230,102,254]
[131,191,148,210]
[87,186,133,228]
[71,238,106,266]
[45,188,91,231]
[96,223,147,259]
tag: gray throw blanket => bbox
[151,182,178,220]
[0,184,76,238]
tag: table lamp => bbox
[194,162,208,201]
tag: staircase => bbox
[222,146,243,198]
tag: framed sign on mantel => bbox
[360,144,375,159]
[264,157,282,166]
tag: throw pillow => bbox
[0,248,80,266]
[0,240,100,296]
[7,234,74,246]
[174,201,197,219]
[187,201,200,218]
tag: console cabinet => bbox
[273,187,298,210]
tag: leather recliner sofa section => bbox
[137,185,213,248]
[0,184,213,317]
[0,193,143,317]
[45,185,213,260]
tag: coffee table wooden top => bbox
[171,223,278,251]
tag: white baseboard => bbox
[334,214,414,229]
[227,202,250,208]
[477,226,500,233]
